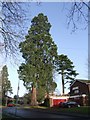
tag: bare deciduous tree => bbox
[67,2,90,32]
[0,2,28,60]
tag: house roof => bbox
[78,79,90,83]
[70,79,90,87]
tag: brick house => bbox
[69,79,90,106]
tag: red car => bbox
[7,102,15,107]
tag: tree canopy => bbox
[55,54,79,94]
[1,65,13,104]
[18,13,58,105]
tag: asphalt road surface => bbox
[2,107,89,119]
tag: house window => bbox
[74,90,79,94]
[72,86,79,90]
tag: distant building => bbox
[69,79,90,106]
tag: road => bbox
[2,107,89,119]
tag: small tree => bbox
[14,95,19,104]
[56,54,79,95]
[1,65,13,105]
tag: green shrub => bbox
[44,98,50,107]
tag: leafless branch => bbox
[0,2,29,63]
[67,2,89,32]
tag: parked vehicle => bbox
[59,101,80,108]
[7,102,15,107]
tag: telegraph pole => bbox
[15,79,20,116]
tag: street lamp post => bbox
[15,79,20,116]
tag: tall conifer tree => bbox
[1,65,13,105]
[18,13,58,105]
[56,54,78,95]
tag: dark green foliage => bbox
[37,87,46,103]
[1,65,13,105]
[1,65,13,95]
[13,95,19,103]
[22,93,31,104]
[56,54,79,94]
[43,97,50,107]
[18,13,58,105]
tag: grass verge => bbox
[48,106,90,115]
[22,105,90,115]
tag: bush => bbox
[43,98,50,107]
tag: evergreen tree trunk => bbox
[30,85,37,106]
[62,70,64,95]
